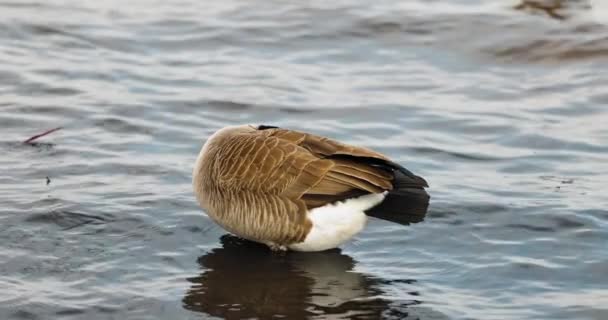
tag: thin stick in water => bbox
[23,127,63,144]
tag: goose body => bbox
[192,125,429,252]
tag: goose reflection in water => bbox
[183,235,431,320]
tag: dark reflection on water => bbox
[184,235,427,320]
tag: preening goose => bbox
[192,124,429,252]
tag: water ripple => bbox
[1,0,607,319]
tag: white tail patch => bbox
[288,192,386,252]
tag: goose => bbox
[192,124,430,252]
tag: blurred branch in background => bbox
[514,0,589,20]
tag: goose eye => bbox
[257,125,279,130]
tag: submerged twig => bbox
[514,0,567,20]
[23,127,63,144]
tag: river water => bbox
[1,1,607,319]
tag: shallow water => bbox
[1,1,608,319]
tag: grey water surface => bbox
[1,1,608,319]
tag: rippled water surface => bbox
[2,1,608,319]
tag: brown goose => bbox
[192,124,429,252]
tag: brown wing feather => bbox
[220,128,396,207]
[261,128,399,209]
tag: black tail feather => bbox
[365,171,430,225]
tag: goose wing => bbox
[229,127,427,208]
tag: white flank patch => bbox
[288,192,387,252]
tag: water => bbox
[1,1,607,319]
